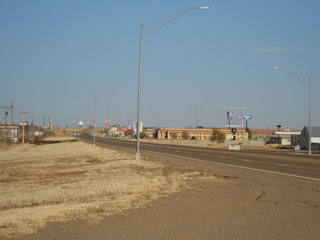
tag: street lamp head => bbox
[273,66,279,70]
[177,98,180,101]
[200,6,209,10]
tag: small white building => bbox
[300,126,320,151]
[271,131,301,146]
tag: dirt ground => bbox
[0,139,216,239]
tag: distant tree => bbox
[247,128,253,148]
[128,129,134,137]
[171,132,178,140]
[140,131,147,138]
[217,132,225,143]
[181,131,189,140]
[247,128,253,141]
[211,128,225,144]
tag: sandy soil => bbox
[0,141,216,238]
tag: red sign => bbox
[123,127,128,132]
[105,120,110,126]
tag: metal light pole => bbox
[4,107,7,148]
[136,7,209,160]
[273,66,312,155]
[93,94,96,146]
[177,98,198,147]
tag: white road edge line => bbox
[276,164,289,167]
[143,150,320,182]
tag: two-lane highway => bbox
[80,133,320,181]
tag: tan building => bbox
[223,128,248,141]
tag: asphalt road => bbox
[81,133,320,182]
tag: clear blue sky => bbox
[1,0,319,129]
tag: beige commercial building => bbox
[144,128,248,141]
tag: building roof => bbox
[302,126,320,137]
[272,132,301,135]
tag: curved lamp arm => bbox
[143,7,209,37]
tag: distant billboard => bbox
[243,115,252,120]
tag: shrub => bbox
[181,131,189,140]
[171,132,178,140]
[140,131,147,138]
[211,128,225,144]
[247,128,253,140]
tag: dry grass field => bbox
[0,140,216,238]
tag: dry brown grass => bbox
[0,141,216,238]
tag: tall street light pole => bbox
[136,7,209,160]
[93,94,96,146]
[177,98,198,147]
[273,66,312,155]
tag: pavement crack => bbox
[255,190,278,205]
[251,179,269,187]
[255,190,266,201]
[302,201,319,208]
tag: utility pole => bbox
[38,119,41,140]
[93,94,96,146]
[4,107,7,148]
[20,111,28,144]
[32,117,35,137]
[11,101,13,124]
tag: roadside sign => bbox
[243,115,252,120]
[227,111,233,119]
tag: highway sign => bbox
[243,115,252,120]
